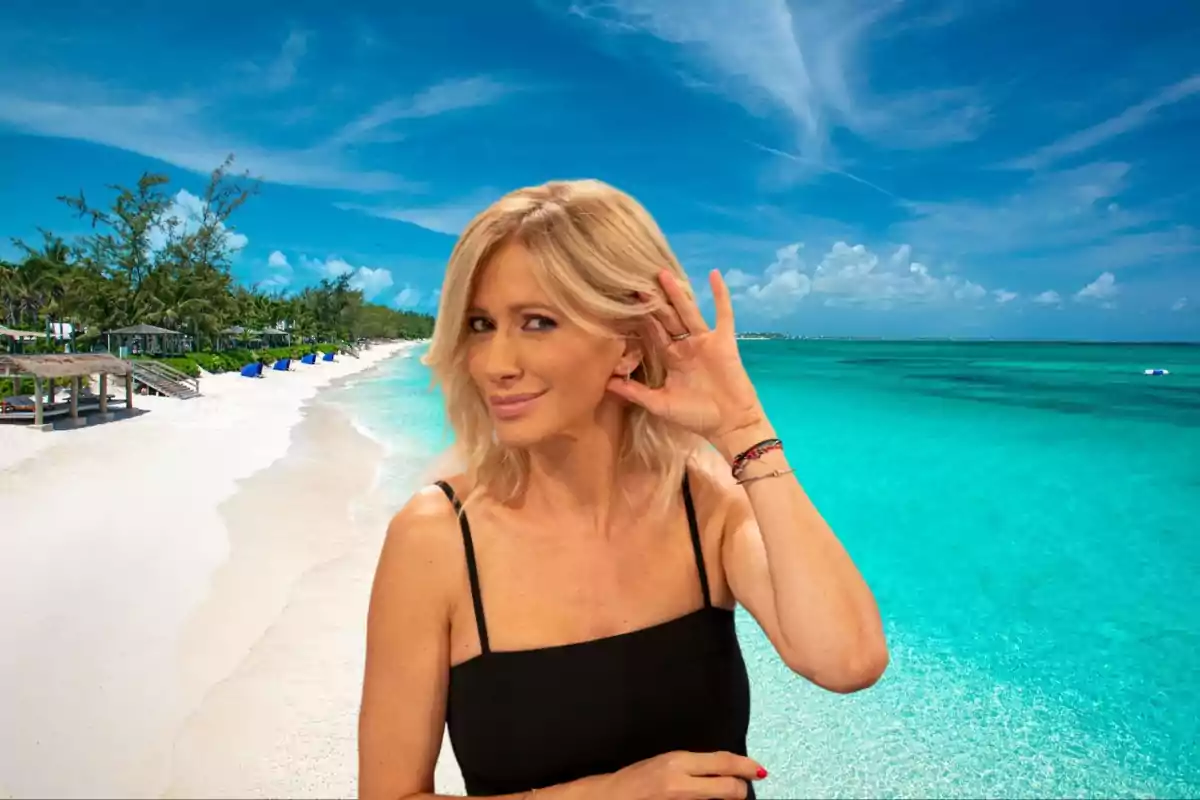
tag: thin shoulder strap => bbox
[434,481,491,655]
[681,471,713,609]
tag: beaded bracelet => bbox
[731,437,782,480]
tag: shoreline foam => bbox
[0,342,415,798]
[165,400,384,798]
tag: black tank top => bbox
[434,474,754,797]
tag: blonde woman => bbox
[359,180,888,800]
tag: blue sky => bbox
[1,0,1197,340]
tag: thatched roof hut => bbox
[218,325,291,350]
[0,325,43,341]
[0,353,134,429]
[105,324,189,356]
[107,323,176,335]
[0,353,132,379]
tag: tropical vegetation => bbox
[0,156,435,374]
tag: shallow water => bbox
[345,340,1200,798]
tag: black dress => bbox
[434,473,755,798]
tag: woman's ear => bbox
[615,336,644,379]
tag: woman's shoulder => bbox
[387,475,471,539]
[378,478,471,599]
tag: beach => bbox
[2,339,1198,799]
[0,341,466,798]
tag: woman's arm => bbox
[400,781,605,800]
[359,489,458,800]
[706,423,889,694]
[359,488,613,800]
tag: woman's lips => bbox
[488,390,547,420]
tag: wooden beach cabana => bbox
[0,353,134,430]
[218,326,291,350]
[1,324,44,354]
[105,323,189,356]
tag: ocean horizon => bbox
[337,339,1200,798]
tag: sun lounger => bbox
[1,396,72,419]
[240,362,264,378]
[273,357,292,371]
[300,353,317,365]
[322,351,335,362]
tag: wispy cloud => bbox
[562,0,987,157]
[1004,74,1200,171]
[0,72,516,194]
[0,86,409,192]
[336,188,502,235]
[750,141,900,199]
[263,30,310,92]
[326,76,518,148]
[893,160,1200,272]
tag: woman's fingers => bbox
[710,269,736,335]
[685,751,764,781]
[681,776,752,799]
[641,313,673,352]
[605,375,669,416]
[658,270,709,335]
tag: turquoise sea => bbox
[341,340,1200,799]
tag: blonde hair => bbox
[422,179,704,513]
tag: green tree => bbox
[6,155,435,361]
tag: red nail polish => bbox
[756,767,768,779]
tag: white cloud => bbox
[260,250,293,290]
[726,240,989,317]
[1075,272,1118,305]
[337,188,501,236]
[149,189,249,252]
[1172,297,1188,312]
[259,273,290,291]
[1005,74,1200,171]
[993,290,1018,304]
[563,0,987,157]
[895,161,1200,274]
[0,72,515,194]
[263,30,309,92]
[393,285,422,308]
[733,243,811,315]
[722,268,757,289]
[1032,290,1062,306]
[327,76,517,148]
[0,89,409,193]
[899,161,1140,256]
[299,255,395,300]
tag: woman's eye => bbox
[524,315,557,331]
[466,316,492,333]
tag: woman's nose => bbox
[482,330,521,382]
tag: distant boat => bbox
[1144,369,1170,376]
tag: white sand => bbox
[0,342,433,798]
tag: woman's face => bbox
[464,241,631,448]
